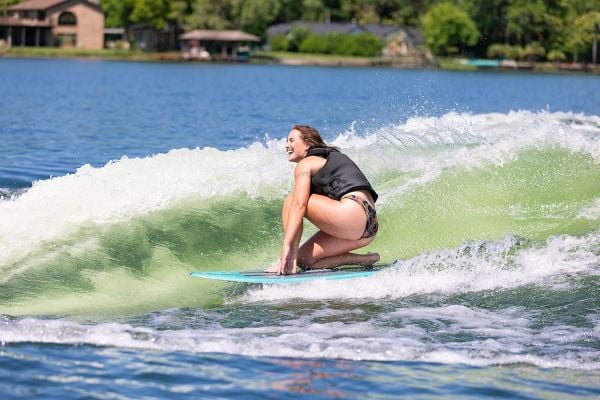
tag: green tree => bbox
[506,0,564,46]
[237,0,281,37]
[1,0,21,16]
[523,41,546,61]
[130,0,173,29]
[101,0,135,28]
[547,49,566,62]
[339,0,380,24]
[274,0,304,23]
[378,0,437,26]
[302,0,326,21]
[287,25,312,51]
[462,0,510,56]
[557,0,600,62]
[574,11,600,64]
[169,0,192,28]
[186,0,232,30]
[421,2,479,55]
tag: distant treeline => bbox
[3,0,599,62]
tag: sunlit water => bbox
[1,58,599,398]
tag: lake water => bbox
[1,58,599,398]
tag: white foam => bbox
[1,111,599,269]
[0,145,290,268]
[1,304,598,370]
[367,110,600,204]
[244,231,600,302]
[578,198,600,219]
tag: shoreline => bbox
[1,47,598,75]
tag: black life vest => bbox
[307,147,378,202]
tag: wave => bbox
[245,231,600,302]
[0,111,599,316]
[1,300,598,370]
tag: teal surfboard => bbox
[190,267,379,284]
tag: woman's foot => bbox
[362,252,380,266]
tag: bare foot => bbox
[363,252,380,266]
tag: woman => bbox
[270,125,379,275]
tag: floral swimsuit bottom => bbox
[342,194,379,239]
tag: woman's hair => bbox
[292,124,331,149]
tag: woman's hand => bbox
[278,243,295,275]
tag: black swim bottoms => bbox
[343,195,379,239]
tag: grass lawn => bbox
[0,46,181,61]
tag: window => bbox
[57,33,76,47]
[58,12,76,26]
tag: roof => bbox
[179,30,261,42]
[361,24,401,38]
[267,21,425,47]
[401,27,424,46]
[9,0,65,10]
[9,0,101,11]
[267,21,406,39]
[268,22,363,36]
[0,15,51,26]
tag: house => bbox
[0,0,104,49]
[179,30,261,61]
[267,21,424,57]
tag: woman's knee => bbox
[296,243,318,266]
[297,252,317,267]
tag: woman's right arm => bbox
[278,161,312,274]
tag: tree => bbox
[558,0,600,62]
[506,0,565,49]
[101,0,135,28]
[169,0,192,28]
[547,49,566,62]
[462,0,510,56]
[574,11,600,64]
[237,0,281,37]
[1,0,21,16]
[274,0,305,23]
[421,2,479,55]
[186,0,232,30]
[130,0,173,30]
[302,0,326,21]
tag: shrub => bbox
[270,35,289,52]
[345,33,384,57]
[507,45,524,60]
[298,34,328,54]
[523,42,546,61]
[487,43,525,60]
[298,32,384,57]
[547,49,566,62]
[287,25,311,52]
[487,43,509,59]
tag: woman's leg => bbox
[305,194,369,240]
[298,194,379,269]
[269,193,379,272]
[297,230,379,270]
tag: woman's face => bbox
[285,129,310,163]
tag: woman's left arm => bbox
[278,161,312,274]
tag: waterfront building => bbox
[179,30,261,62]
[0,0,104,49]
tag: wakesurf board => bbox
[190,266,380,284]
